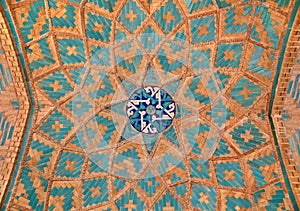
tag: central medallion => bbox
[126,86,176,134]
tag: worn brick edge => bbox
[0,7,30,204]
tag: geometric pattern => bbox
[39,110,74,144]
[37,70,73,101]
[55,150,85,178]
[254,182,289,210]
[49,0,81,34]
[13,166,48,211]
[190,14,216,44]
[227,118,268,153]
[220,190,252,210]
[191,183,216,210]
[219,4,252,40]
[154,0,183,34]
[49,181,80,211]
[1,0,299,210]
[154,191,183,210]
[25,36,58,75]
[244,43,275,82]
[216,43,243,68]
[227,76,264,108]
[245,147,278,189]
[250,5,285,49]
[119,0,146,33]
[83,177,109,207]
[215,160,245,188]
[25,134,59,174]
[13,0,49,43]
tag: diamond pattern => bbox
[85,11,112,42]
[215,160,245,188]
[118,0,146,33]
[227,118,268,153]
[39,110,74,143]
[190,14,216,44]
[153,0,183,33]
[227,76,264,108]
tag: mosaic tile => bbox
[216,0,249,8]
[39,109,74,144]
[85,11,112,42]
[2,0,299,209]
[155,40,187,79]
[65,93,93,119]
[153,0,183,34]
[57,37,86,65]
[85,150,113,176]
[35,88,55,123]
[67,67,85,85]
[244,43,275,83]
[245,147,279,189]
[138,23,163,53]
[115,40,147,80]
[26,133,59,174]
[153,191,183,210]
[64,135,84,152]
[180,0,215,15]
[179,118,210,155]
[86,0,119,13]
[153,139,188,184]
[250,5,285,49]
[254,182,289,210]
[37,70,73,102]
[189,46,214,71]
[111,176,129,197]
[219,4,252,40]
[88,43,112,67]
[49,181,80,211]
[178,74,218,108]
[227,76,264,108]
[190,14,216,44]
[116,188,146,210]
[201,99,237,128]
[191,183,217,210]
[13,166,48,211]
[172,24,188,44]
[215,160,245,188]
[83,177,109,207]
[189,157,213,182]
[220,190,252,211]
[49,0,81,34]
[261,0,291,11]
[213,138,237,158]
[14,0,49,43]
[170,182,188,199]
[113,141,147,178]
[25,36,58,75]
[136,169,164,200]
[55,150,85,178]
[215,43,244,69]
[226,118,268,153]
[118,0,146,33]
[81,110,123,149]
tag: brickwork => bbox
[272,8,300,206]
[0,0,299,210]
[0,8,30,203]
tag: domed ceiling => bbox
[0,0,299,210]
